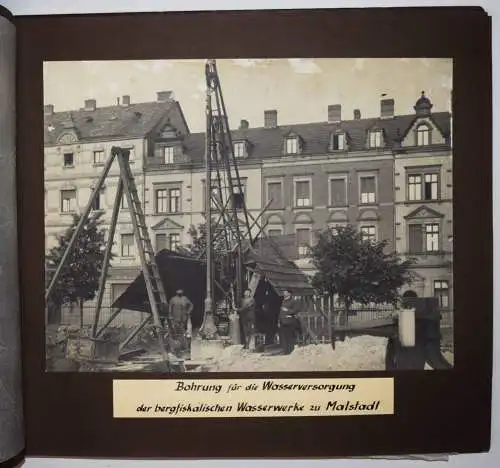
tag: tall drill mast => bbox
[199,59,254,337]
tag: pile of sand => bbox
[205,336,389,372]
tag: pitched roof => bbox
[44,100,184,145]
[245,235,315,296]
[173,111,451,165]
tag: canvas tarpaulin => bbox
[245,236,315,297]
[110,249,228,328]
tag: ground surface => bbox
[201,336,454,372]
[46,332,454,372]
[203,336,390,372]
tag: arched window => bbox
[416,124,431,146]
[403,290,418,298]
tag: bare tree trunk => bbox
[339,296,350,327]
[79,299,84,330]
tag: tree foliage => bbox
[185,219,228,263]
[310,225,416,310]
[46,212,110,323]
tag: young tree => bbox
[185,219,228,264]
[46,211,109,329]
[310,225,416,324]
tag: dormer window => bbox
[330,132,346,151]
[164,146,175,164]
[416,124,431,146]
[285,136,299,155]
[368,130,383,148]
[233,141,247,158]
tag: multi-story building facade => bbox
[44,89,452,328]
[44,91,189,325]
[143,122,263,251]
[259,103,397,272]
[393,92,453,316]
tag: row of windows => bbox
[56,170,441,216]
[267,175,378,209]
[120,232,181,257]
[61,147,136,168]
[280,124,434,156]
[267,169,441,209]
[56,123,436,169]
[158,125,434,163]
[268,221,444,257]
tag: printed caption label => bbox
[113,378,394,418]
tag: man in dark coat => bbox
[168,289,194,353]
[238,289,256,349]
[278,290,302,355]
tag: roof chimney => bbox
[354,109,361,120]
[328,104,342,123]
[44,104,54,116]
[239,119,249,130]
[157,91,173,102]
[84,99,96,111]
[122,95,131,106]
[380,98,395,119]
[264,110,277,128]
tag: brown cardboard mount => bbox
[0,4,492,464]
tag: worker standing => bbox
[278,290,302,355]
[238,289,256,350]
[168,289,194,353]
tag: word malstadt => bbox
[113,378,394,418]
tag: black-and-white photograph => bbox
[43,58,454,373]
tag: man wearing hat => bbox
[168,289,194,353]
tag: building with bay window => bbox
[393,92,453,319]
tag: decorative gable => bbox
[401,117,446,148]
[293,212,314,224]
[358,209,379,221]
[405,205,444,220]
[266,213,285,225]
[160,124,177,139]
[56,130,79,145]
[151,217,184,231]
[327,210,348,222]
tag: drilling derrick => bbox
[198,59,254,339]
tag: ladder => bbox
[45,146,184,371]
[115,149,179,365]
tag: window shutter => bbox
[330,179,346,205]
[361,176,375,193]
[296,181,309,198]
[409,224,423,253]
[156,233,167,251]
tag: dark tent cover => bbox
[111,238,314,330]
[245,235,315,297]
[111,249,228,328]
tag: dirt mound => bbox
[205,336,389,372]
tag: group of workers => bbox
[164,287,304,356]
[238,288,303,355]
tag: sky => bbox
[43,58,452,133]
